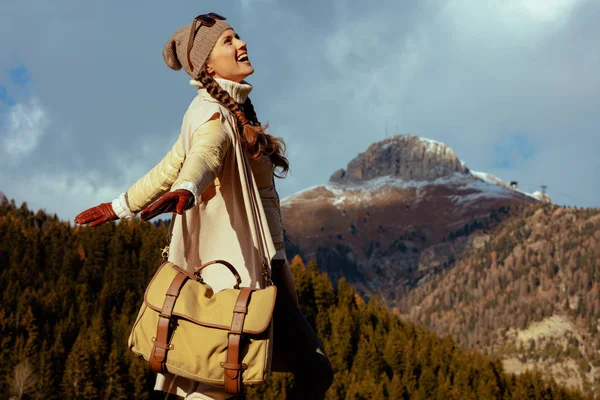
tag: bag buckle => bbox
[262,270,273,287]
[262,260,273,286]
[193,271,205,283]
[161,245,170,262]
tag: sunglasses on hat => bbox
[187,13,227,73]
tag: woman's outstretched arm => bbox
[112,136,186,218]
[140,115,231,220]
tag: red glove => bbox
[140,189,195,221]
[74,202,118,227]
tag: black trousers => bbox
[270,260,334,399]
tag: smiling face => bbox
[205,28,254,83]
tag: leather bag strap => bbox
[223,287,253,394]
[235,131,273,286]
[162,118,273,286]
[149,271,189,373]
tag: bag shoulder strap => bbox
[161,120,273,285]
[237,139,273,285]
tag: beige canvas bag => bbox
[128,133,276,395]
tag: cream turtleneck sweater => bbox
[190,77,253,104]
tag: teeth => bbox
[237,54,248,62]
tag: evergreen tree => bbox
[61,328,93,399]
[103,345,127,400]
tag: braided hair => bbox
[197,65,289,178]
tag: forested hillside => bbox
[400,203,600,395]
[0,198,596,399]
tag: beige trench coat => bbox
[166,91,277,290]
[123,89,281,398]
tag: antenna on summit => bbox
[541,185,547,195]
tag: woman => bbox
[74,12,333,400]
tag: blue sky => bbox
[0,0,598,222]
[494,134,535,169]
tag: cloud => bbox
[0,169,126,223]
[1,97,49,159]
[506,0,580,23]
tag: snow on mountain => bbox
[282,172,525,209]
[280,134,544,302]
[282,133,550,209]
[469,170,551,203]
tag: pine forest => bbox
[0,197,598,399]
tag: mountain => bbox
[328,135,468,183]
[281,135,542,303]
[398,203,600,395]
[280,134,599,395]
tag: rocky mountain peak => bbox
[329,134,469,184]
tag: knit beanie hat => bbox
[163,16,232,79]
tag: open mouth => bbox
[237,54,250,63]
